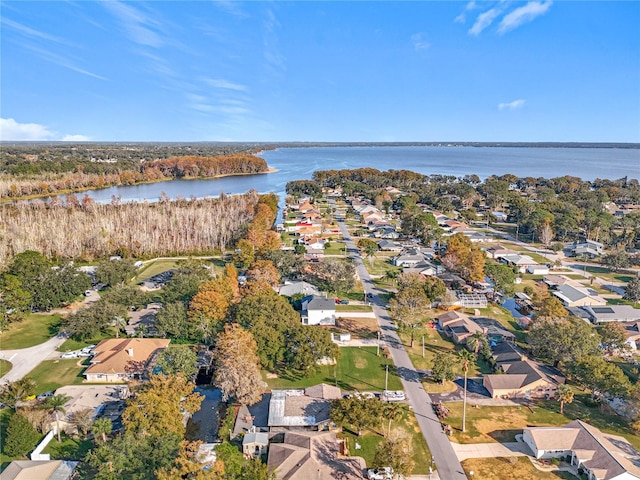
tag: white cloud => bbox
[498,99,526,110]
[102,1,164,48]
[202,78,247,91]
[62,134,91,141]
[498,1,552,34]
[469,6,504,36]
[411,33,431,51]
[1,18,73,46]
[0,118,56,141]
[455,1,478,24]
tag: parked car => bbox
[60,351,79,359]
[366,292,373,298]
[382,390,406,401]
[367,467,393,480]
[36,391,54,400]
[339,299,350,304]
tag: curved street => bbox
[0,331,68,384]
[333,204,467,480]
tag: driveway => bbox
[0,331,69,384]
[332,203,467,480]
[451,440,531,461]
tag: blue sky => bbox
[1,1,638,142]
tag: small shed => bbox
[242,431,269,457]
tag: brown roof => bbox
[304,383,342,400]
[0,460,72,480]
[85,338,170,376]
[267,431,365,480]
[485,359,564,394]
[438,310,469,326]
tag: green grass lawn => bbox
[0,314,61,350]
[28,358,87,393]
[399,326,491,377]
[362,257,402,279]
[0,360,12,377]
[43,434,92,460]
[584,265,634,284]
[132,259,180,282]
[58,333,111,353]
[264,347,403,392]
[339,408,431,473]
[324,241,347,255]
[444,392,640,450]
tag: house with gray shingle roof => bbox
[301,296,335,326]
[523,420,640,480]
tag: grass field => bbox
[0,360,12,377]
[340,409,432,474]
[28,358,88,393]
[461,457,577,480]
[584,265,634,284]
[324,241,346,255]
[264,347,403,392]
[132,259,181,282]
[43,434,92,460]
[444,392,640,450]
[0,314,61,350]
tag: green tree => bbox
[96,258,137,287]
[624,277,640,302]
[233,239,255,270]
[283,324,339,376]
[466,331,488,356]
[306,258,355,293]
[485,263,517,296]
[431,353,457,384]
[357,238,379,266]
[0,273,32,328]
[570,355,633,399]
[161,273,204,305]
[330,396,382,436]
[63,301,129,341]
[156,346,198,378]
[212,324,264,405]
[535,296,569,320]
[91,417,112,444]
[42,394,71,442]
[3,413,41,457]
[372,430,415,477]
[68,408,94,437]
[156,301,191,340]
[599,322,631,357]
[528,317,600,367]
[556,384,574,415]
[389,273,431,348]
[0,377,36,409]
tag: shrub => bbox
[3,413,41,457]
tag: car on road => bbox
[367,467,393,480]
[60,351,79,359]
[382,390,406,401]
[339,299,349,304]
[366,292,373,298]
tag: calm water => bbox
[51,146,640,205]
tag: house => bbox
[500,254,538,273]
[0,460,78,480]
[570,240,605,258]
[457,293,488,308]
[552,284,608,308]
[523,420,640,480]
[267,384,342,431]
[242,430,269,457]
[485,245,517,260]
[301,296,336,326]
[483,343,565,399]
[392,249,425,267]
[377,240,403,252]
[267,431,365,479]
[517,316,534,330]
[276,281,320,297]
[491,211,508,222]
[527,265,550,275]
[437,311,486,344]
[581,305,640,324]
[620,322,640,351]
[84,338,170,382]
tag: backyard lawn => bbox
[324,241,346,255]
[0,359,12,377]
[584,265,634,284]
[461,457,577,480]
[263,347,402,392]
[28,358,88,393]
[0,313,61,349]
[43,434,92,461]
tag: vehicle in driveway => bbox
[60,351,79,359]
[36,391,54,400]
[367,467,393,480]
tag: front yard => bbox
[461,457,577,480]
[263,346,402,392]
[0,313,61,350]
[28,358,88,393]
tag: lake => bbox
[49,146,640,205]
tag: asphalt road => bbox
[333,208,467,480]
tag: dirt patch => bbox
[334,317,379,339]
[353,356,368,369]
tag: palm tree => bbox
[557,384,574,415]
[43,394,71,442]
[382,402,406,436]
[91,418,112,444]
[113,315,127,338]
[458,349,475,433]
[466,332,487,356]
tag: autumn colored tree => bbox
[122,374,203,438]
[442,233,485,282]
[535,296,568,320]
[212,324,264,405]
[246,260,280,286]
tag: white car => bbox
[36,391,54,400]
[60,351,79,359]
[382,390,406,401]
[367,467,393,480]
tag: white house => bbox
[301,296,336,326]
